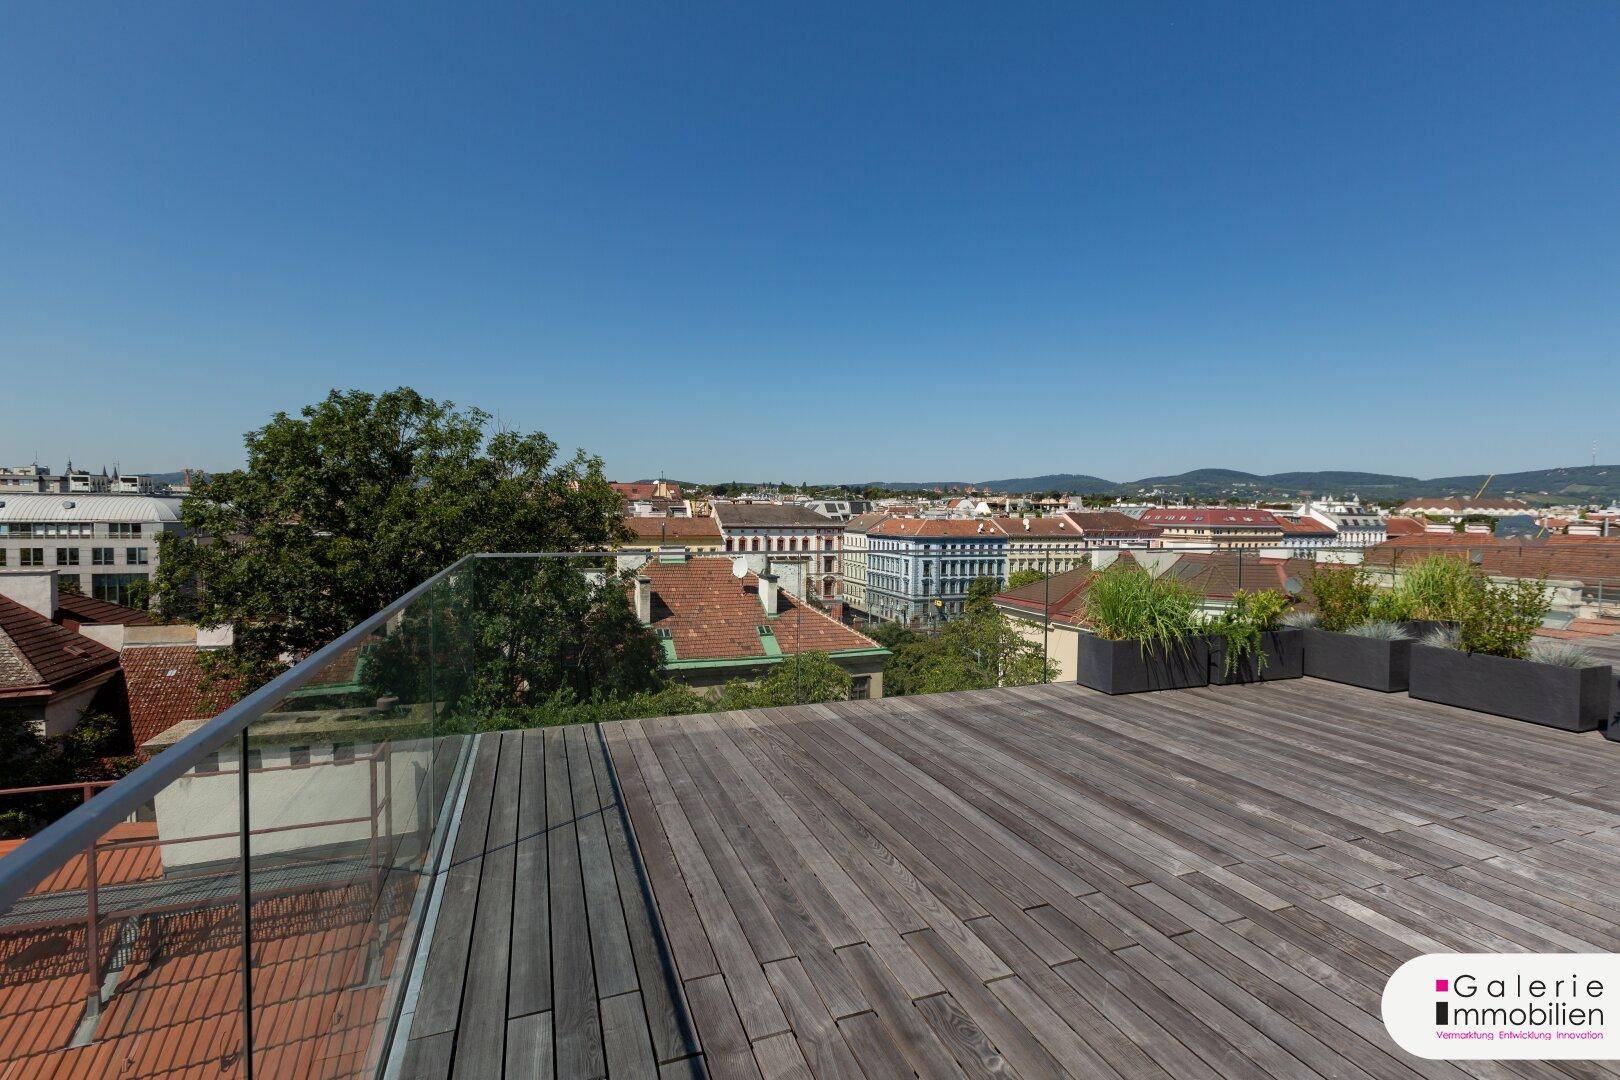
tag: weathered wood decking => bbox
[409,678,1620,1078]
[401,726,700,1079]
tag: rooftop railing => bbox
[0,541,1612,1076]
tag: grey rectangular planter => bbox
[1302,628,1412,693]
[1208,629,1303,685]
[1075,633,1209,695]
[1606,669,1620,743]
[1409,644,1613,732]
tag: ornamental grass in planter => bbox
[1299,564,1419,691]
[1408,578,1613,732]
[1207,589,1302,684]
[1076,563,1207,694]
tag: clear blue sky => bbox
[3,2,1617,483]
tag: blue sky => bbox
[3,2,1617,483]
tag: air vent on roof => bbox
[63,501,75,509]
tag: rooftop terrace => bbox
[404,676,1620,1079]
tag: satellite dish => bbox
[1283,575,1303,596]
[731,557,748,579]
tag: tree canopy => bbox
[155,388,625,673]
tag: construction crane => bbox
[1473,473,1494,500]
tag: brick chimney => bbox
[634,576,652,624]
[0,570,58,620]
[759,572,780,615]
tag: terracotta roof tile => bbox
[621,516,722,541]
[638,559,882,663]
[869,519,1006,538]
[0,596,120,697]
[711,502,839,529]
[120,646,251,750]
[52,594,155,629]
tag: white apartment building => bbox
[0,493,184,604]
[2,464,164,495]
[1299,499,1387,548]
[838,511,887,616]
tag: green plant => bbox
[1305,564,1378,631]
[1366,589,1416,623]
[1392,554,1480,622]
[1457,577,1551,659]
[1082,563,1200,651]
[1006,568,1049,590]
[1206,589,1291,676]
[1343,619,1412,641]
[1526,639,1601,668]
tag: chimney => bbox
[759,572,780,615]
[0,570,58,620]
[634,576,652,624]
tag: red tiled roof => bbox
[52,594,156,630]
[990,516,1085,537]
[638,560,882,663]
[120,646,251,750]
[1158,551,1315,600]
[993,564,1111,626]
[869,518,1005,538]
[0,821,162,893]
[1060,511,1162,536]
[611,481,682,500]
[842,511,892,532]
[711,502,839,529]
[621,516,722,541]
[1273,515,1336,537]
[0,596,120,699]
[1384,515,1426,537]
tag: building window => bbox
[108,523,143,538]
[194,753,220,775]
[246,748,263,771]
[92,573,146,606]
[20,548,44,567]
[289,745,312,768]
[56,548,80,566]
[333,743,355,765]
[126,547,150,565]
[92,547,115,565]
[0,550,5,566]
[851,676,870,700]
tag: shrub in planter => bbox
[1301,618,1414,692]
[1408,587,1614,731]
[1207,589,1302,684]
[1076,563,1206,694]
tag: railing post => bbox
[80,784,102,1026]
[238,731,256,1080]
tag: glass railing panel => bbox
[243,574,465,1078]
[0,726,246,1078]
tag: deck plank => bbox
[412,677,1620,1080]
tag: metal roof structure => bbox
[0,493,184,524]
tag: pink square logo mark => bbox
[1435,979,1449,992]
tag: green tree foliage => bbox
[154,388,625,676]
[717,652,854,708]
[1305,563,1380,631]
[1006,568,1048,590]
[870,602,1053,696]
[0,712,138,839]
[364,558,665,719]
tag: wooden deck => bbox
[407,678,1620,1078]
[400,726,700,1079]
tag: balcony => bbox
[1,553,1618,1078]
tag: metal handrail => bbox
[0,548,658,912]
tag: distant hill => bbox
[629,465,1620,504]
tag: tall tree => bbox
[155,388,626,673]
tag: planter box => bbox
[1409,645,1612,732]
[1302,628,1412,693]
[1075,633,1209,695]
[1208,629,1303,685]
[1607,670,1620,743]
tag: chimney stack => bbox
[0,570,58,620]
[634,576,652,624]
[759,572,780,615]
